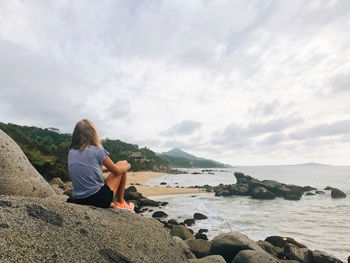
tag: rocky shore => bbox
[190,172,347,200]
[1,129,348,262]
[122,185,348,263]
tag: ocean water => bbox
[146,166,350,261]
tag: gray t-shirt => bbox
[68,146,109,199]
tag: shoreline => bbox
[104,170,205,197]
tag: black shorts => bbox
[74,184,114,208]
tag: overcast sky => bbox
[1,0,350,165]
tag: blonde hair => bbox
[70,119,101,150]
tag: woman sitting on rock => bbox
[68,119,134,211]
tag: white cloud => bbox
[160,120,202,136]
[1,0,350,165]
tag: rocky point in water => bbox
[191,172,346,201]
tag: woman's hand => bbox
[103,157,131,175]
[116,160,131,173]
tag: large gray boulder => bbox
[209,232,264,263]
[0,195,189,263]
[265,236,306,249]
[170,225,195,240]
[310,250,343,263]
[331,188,347,199]
[173,236,196,259]
[185,239,211,258]
[49,177,65,188]
[189,255,226,263]
[232,250,280,263]
[257,240,283,258]
[284,243,311,263]
[0,129,56,198]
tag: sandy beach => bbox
[104,171,204,197]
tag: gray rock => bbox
[195,233,209,241]
[99,248,132,263]
[234,172,247,184]
[184,218,196,226]
[215,189,231,197]
[152,211,168,218]
[310,250,343,263]
[209,231,264,263]
[173,236,196,259]
[232,250,280,263]
[265,236,306,249]
[139,197,160,207]
[49,177,64,188]
[251,187,276,200]
[168,219,179,225]
[257,240,284,258]
[26,204,63,226]
[235,184,250,195]
[124,191,142,201]
[51,184,64,195]
[185,239,211,258]
[125,186,137,192]
[0,195,188,263]
[189,255,226,263]
[0,129,56,198]
[331,188,346,198]
[194,213,208,220]
[170,225,195,240]
[198,229,209,234]
[284,243,311,263]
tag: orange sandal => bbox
[110,201,135,212]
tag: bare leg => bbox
[105,172,127,203]
[116,172,127,203]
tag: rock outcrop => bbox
[0,195,189,263]
[209,232,264,262]
[189,255,226,263]
[185,239,211,258]
[310,250,343,263]
[331,188,347,198]
[0,129,56,198]
[198,172,347,201]
[170,225,195,240]
[232,250,280,263]
[173,236,196,259]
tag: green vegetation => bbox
[0,122,169,182]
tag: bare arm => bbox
[103,156,131,175]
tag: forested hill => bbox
[159,148,232,168]
[0,122,169,182]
